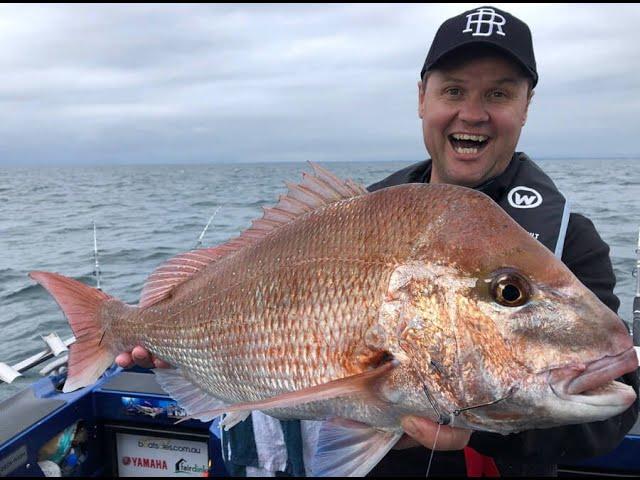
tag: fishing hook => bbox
[422,383,452,426]
[452,386,518,417]
[422,360,518,425]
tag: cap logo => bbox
[463,7,506,37]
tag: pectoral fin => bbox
[175,360,397,424]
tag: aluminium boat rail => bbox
[0,333,74,384]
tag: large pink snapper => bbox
[30,163,637,476]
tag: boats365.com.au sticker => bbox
[116,433,208,477]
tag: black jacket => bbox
[367,154,639,477]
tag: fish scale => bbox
[30,164,637,476]
[105,188,421,417]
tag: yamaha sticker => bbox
[116,433,208,477]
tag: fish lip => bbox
[565,347,638,395]
[548,347,638,405]
[549,378,636,408]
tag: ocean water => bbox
[0,159,638,401]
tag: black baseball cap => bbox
[420,6,538,88]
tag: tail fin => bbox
[30,271,118,393]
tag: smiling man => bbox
[420,48,532,188]
[116,5,638,477]
[367,5,639,478]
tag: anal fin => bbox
[311,418,403,477]
[220,411,252,431]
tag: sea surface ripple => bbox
[0,159,638,400]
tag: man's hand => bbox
[115,346,171,369]
[394,415,472,450]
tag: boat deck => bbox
[0,367,639,477]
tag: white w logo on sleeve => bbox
[463,7,506,37]
[508,186,543,209]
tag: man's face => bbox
[419,53,532,187]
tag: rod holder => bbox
[41,333,68,357]
[0,362,21,384]
[39,355,69,377]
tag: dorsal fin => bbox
[139,162,367,309]
[139,246,229,308]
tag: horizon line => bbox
[1,155,640,169]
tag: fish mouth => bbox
[549,347,638,407]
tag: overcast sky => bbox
[1,3,639,166]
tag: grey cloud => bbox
[0,4,639,166]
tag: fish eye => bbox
[490,270,530,307]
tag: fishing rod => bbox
[633,227,640,347]
[194,206,221,249]
[93,220,102,291]
[0,221,105,384]
[1,207,229,385]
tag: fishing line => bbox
[425,422,441,478]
